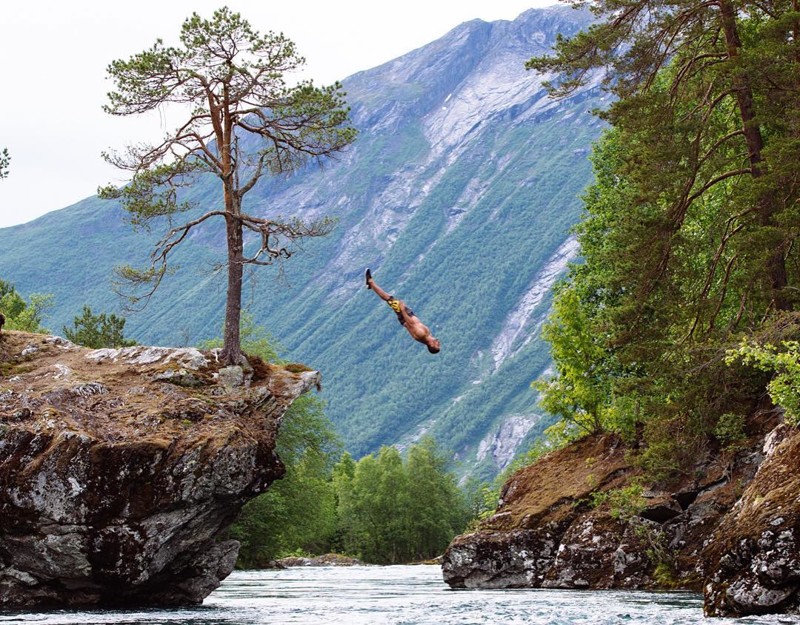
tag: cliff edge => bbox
[0,330,319,608]
[442,413,800,617]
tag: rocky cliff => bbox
[0,330,319,608]
[442,411,800,617]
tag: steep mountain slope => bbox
[0,7,605,479]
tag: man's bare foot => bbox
[365,268,372,288]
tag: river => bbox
[0,565,796,625]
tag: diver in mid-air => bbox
[365,269,440,354]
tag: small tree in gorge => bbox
[100,7,357,364]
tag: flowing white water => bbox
[0,565,795,625]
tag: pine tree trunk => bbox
[719,0,789,311]
[218,91,246,366]
[221,213,244,365]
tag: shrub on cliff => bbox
[63,305,137,348]
[0,279,51,334]
[729,336,800,427]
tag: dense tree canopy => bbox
[100,7,357,365]
[530,0,800,478]
[332,437,471,564]
[231,422,471,565]
[231,393,341,566]
[528,0,799,318]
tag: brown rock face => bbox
[443,418,800,617]
[702,425,800,616]
[0,331,319,608]
[443,434,644,591]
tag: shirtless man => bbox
[366,269,441,354]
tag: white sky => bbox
[0,0,557,229]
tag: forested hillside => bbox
[529,0,800,477]
[442,4,800,615]
[0,6,605,479]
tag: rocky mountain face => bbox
[0,330,318,607]
[0,6,606,478]
[441,412,800,617]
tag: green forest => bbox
[204,317,476,565]
[230,426,473,566]
[529,0,800,479]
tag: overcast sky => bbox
[0,1,556,229]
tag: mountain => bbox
[0,6,605,480]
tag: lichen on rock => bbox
[702,424,800,616]
[0,331,320,608]
[442,416,800,618]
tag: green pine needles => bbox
[529,0,800,481]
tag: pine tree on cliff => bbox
[527,0,797,316]
[99,8,357,365]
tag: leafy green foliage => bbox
[459,475,502,525]
[534,284,611,436]
[199,313,280,362]
[332,436,471,564]
[231,394,341,566]
[729,340,800,426]
[62,305,136,348]
[591,483,647,522]
[0,280,52,333]
[528,1,800,481]
[231,426,471,565]
[221,318,341,566]
[713,412,748,448]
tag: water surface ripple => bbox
[1,565,796,625]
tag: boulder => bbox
[0,331,319,607]
[442,417,800,618]
[702,425,800,616]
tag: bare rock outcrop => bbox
[443,414,800,618]
[0,331,319,608]
[702,424,800,616]
[443,433,642,590]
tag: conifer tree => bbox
[528,0,799,317]
[63,306,136,348]
[100,8,357,365]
